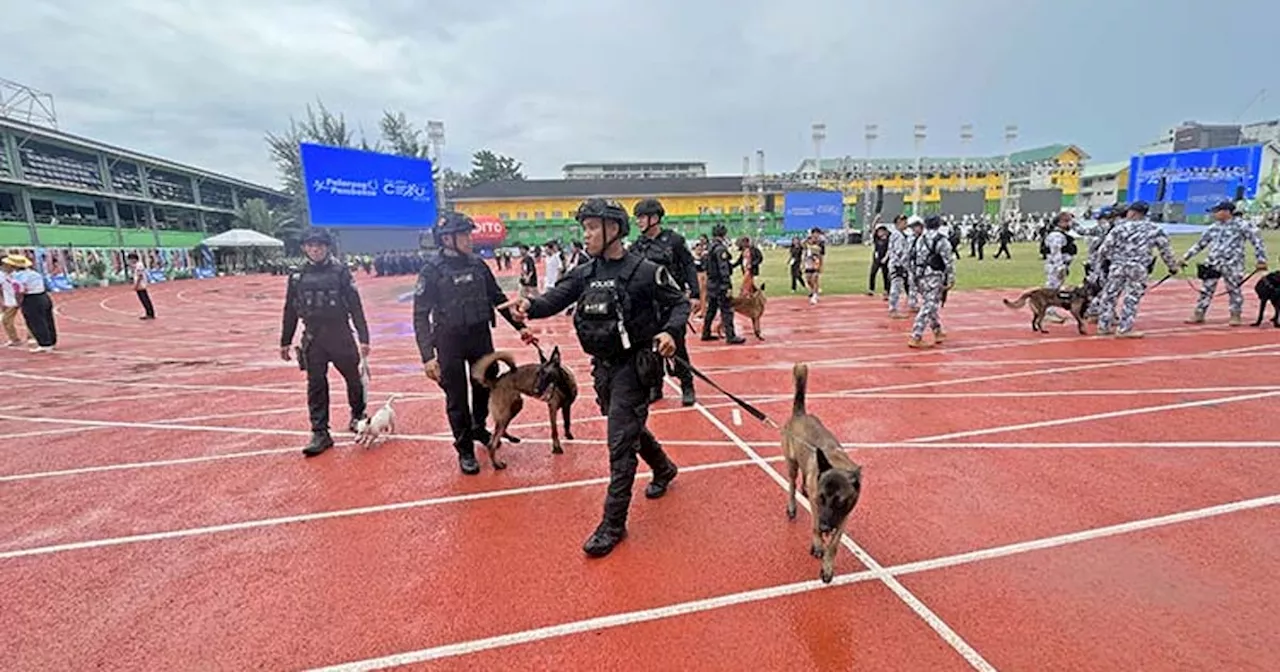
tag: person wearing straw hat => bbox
[4,254,56,352]
[0,256,25,346]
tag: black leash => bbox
[670,354,776,428]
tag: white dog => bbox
[355,394,400,447]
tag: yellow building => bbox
[798,143,1089,212]
[451,176,781,220]
[450,176,787,245]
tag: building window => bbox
[499,212,510,220]
[516,211,527,220]
[551,210,563,218]
[534,211,545,219]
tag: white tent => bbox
[200,228,285,248]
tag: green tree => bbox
[466,149,525,186]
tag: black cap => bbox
[1127,201,1149,215]
[301,228,332,245]
[1207,200,1238,213]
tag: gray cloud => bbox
[3,0,1278,189]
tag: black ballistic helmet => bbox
[575,198,630,238]
[633,198,665,218]
[712,223,728,238]
[924,215,943,229]
[433,211,476,246]
[302,228,333,246]
[1127,201,1150,215]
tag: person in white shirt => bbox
[3,254,56,352]
[542,240,563,290]
[0,262,24,345]
[127,253,156,319]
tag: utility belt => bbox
[891,266,908,279]
[1196,263,1222,281]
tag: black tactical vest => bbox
[633,231,676,270]
[707,241,732,283]
[293,264,347,321]
[573,256,643,360]
[425,255,492,332]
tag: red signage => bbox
[471,215,507,246]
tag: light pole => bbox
[960,124,974,191]
[427,120,446,212]
[1001,124,1018,218]
[913,124,927,215]
[811,123,827,185]
[864,124,877,228]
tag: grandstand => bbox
[793,143,1088,219]
[450,176,788,246]
[0,115,287,250]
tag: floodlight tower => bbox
[913,124,927,214]
[427,120,446,211]
[811,123,827,185]
[864,124,878,226]
[960,124,974,190]
[1001,124,1018,218]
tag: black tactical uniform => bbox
[280,228,370,457]
[628,198,699,406]
[414,212,529,475]
[700,224,746,344]
[519,198,691,557]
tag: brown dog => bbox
[1002,284,1094,334]
[471,347,578,470]
[782,362,863,584]
[711,282,768,340]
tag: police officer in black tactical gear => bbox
[503,198,691,558]
[280,228,371,457]
[700,223,746,344]
[414,211,535,475]
[628,197,699,406]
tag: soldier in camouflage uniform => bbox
[1042,211,1078,323]
[908,215,955,348]
[1093,202,1183,338]
[1182,200,1269,326]
[905,216,924,312]
[1083,205,1121,321]
[887,215,911,318]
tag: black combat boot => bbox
[645,462,679,499]
[456,437,481,475]
[302,430,334,457]
[680,381,696,407]
[582,521,628,557]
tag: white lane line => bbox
[304,489,1280,670]
[906,390,1280,443]
[679,381,997,671]
[0,457,777,559]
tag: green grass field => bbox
[751,231,1280,295]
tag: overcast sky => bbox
[3,0,1277,188]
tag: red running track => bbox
[3,269,1279,671]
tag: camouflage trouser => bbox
[888,268,907,313]
[1195,267,1244,316]
[1044,259,1070,289]
[911,273,944,339]
[907,270,920,309]
[1097,263,1149,333]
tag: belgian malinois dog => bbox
[1002,284,1095,334]
[472,347,577,470]
[782,362,863,584]
[711,283,768,340]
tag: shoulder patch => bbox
[414,275,427,295]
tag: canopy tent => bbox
[200,228,285,248]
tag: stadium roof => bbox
[794,144,1089,173]
[1081,161,1129,178]
[452,175,748,201]
[0,116,284,197]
